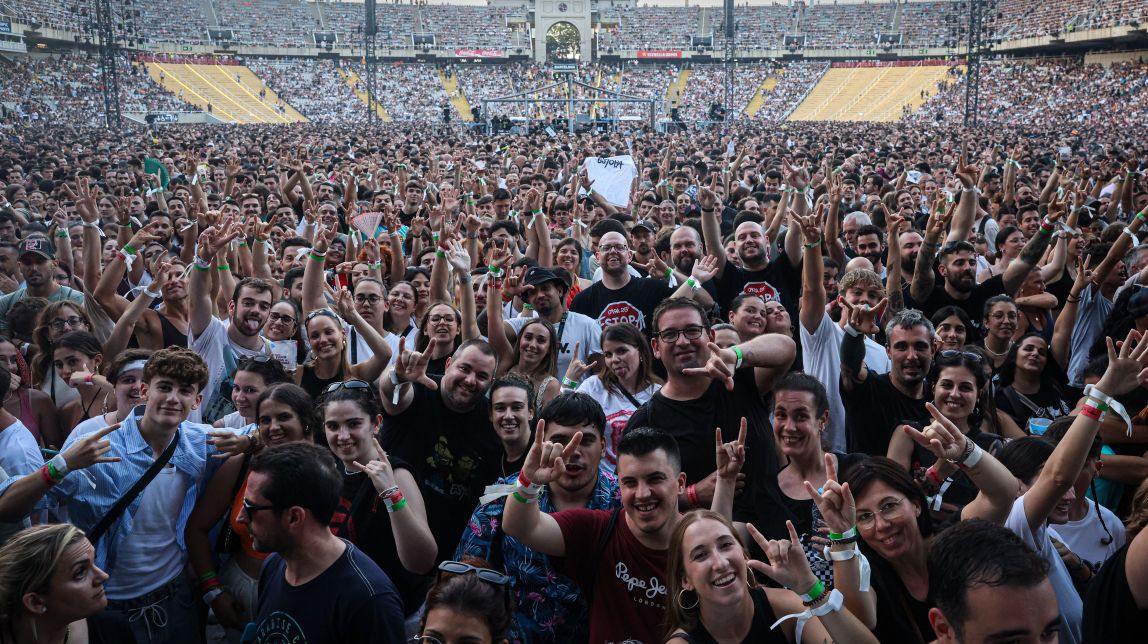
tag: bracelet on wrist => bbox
[803,239,822,250]
[798,579,826,604]
[562,377,578,389]
[686,484,700,508]
[827,526,858,541]
[216,264,230,271]
[731,345,744,370]
[123,243,138,255]
[309,250,326,262]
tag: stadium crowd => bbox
[0,66,1145,644]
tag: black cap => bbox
[19,237,55,261]
[632,220,657,234]
[524,266,567,289]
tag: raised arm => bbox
[351,439,437,574]
[699,183,727,278]
[945,156,979,244]
[189,218,241,338]
[797,207,826,334]
[1002,192,1069,295]
[501,421,573,557]
[484,275,515,374]
[301,224,334,315]
[0,424,120,522]
[1022,332,1146,534]
[911,200,952,304]
[885,212,905,315]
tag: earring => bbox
[746,568,758,589]
[676,588,698,611]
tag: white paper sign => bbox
[581,155,638,208]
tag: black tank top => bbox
[158,313,189,349]
[677,587,786,644]
[299,364,345,400]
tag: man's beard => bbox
[901,253,918,274]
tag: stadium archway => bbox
[545,22,581,62]
[533,1,592,62]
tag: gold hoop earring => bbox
[676,588,698,611]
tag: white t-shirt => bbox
[189,317,271,424]
[0,419,42,538]
[575,375,660,471]
[1005,495,1083,644]
[800,313,891,453]
[507,311,602,379]
[1049,499,1127,574]
[103,465,188,599]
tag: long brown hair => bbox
[31,301,90,387]
[0,524,88,633]
[664,509,753,639]
[510,318,557,381]
[598,323,661,395]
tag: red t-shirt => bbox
[553,508,669,644]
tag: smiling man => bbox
[0,237,84,334]
[0,347,224,644]
[380,338,504,563]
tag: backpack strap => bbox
[87,430,180,545]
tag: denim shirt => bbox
[0,406,240,574]
[456,468,619,644]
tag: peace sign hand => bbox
[903,402,969,462]
[352,438,399,494]
[394,335,438,390]
[61,423,121,470]
[522,419,580,486]
[746,520,818,592]
[715,418,747,482]
[803,453,856,534]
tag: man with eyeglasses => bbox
[570,231,715,336]
[241,442,405,643]
[624,298,794,524]
[0,236,83,335]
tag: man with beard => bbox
[898,227,924,285]
[853,224,886,277]
[0,237,83,335]
[908,181,1055,331]
[841,308,935,455]
[0,241,21,294]
[242,442,405,643]
[625,298,794,522]
[457,393,618,644]
[571,231,714,336]
[505,267,599,378]
[700,182,802,317]
[380,338,503,563]
[189,223,275,423]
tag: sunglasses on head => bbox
[436,560,511,586]
[322,379,371,395]
[939,349,983,364]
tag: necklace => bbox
[983,341,1013,357]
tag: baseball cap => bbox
[19,237,55,261]
[524,266,567,289]
[632,220,657,234]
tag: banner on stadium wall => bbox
[0,21,11,33]
[580,156,638,208]
[454,48,504,58]
[637,50,682,59]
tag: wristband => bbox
[39,465,59,486]
[199,577,222,592]
[82,220,100,229]
[193,263,209,272]
[55,230,69,238]
[1084,384,1132,436]
[83,373,94,386]
[435,250,445,258]
[386,498,408,512]
[216,264,230,271]
[369,261,382,269]
[143,285,162,299]
[562,377,578,389]
[511,491,536,504]
[202,587,225,606]
[686,484,700,508]
[309,251,326,262]
[771,588,844,644]
[827,526,857,541]
[521,303,534,311]
[665,267,674,279]
[731,345,744,370]
[122,243,137,255]
[47,454,69,480]
[925,466,944,485]
[685,277,699,290]
[1080,404,1104,421]
[238,240,248,247]
[803,239,822,250]
[798,579,826,604]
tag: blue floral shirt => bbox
[455,468,619,644]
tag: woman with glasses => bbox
[0,336,60,448]
[888,350,1006,521]
[847,430,1017,644]
[415,301,472,378]
[981,295,1019,370]
[417,558,512,644]
[996,332,1072,432]
[347,277,401,369]
[30,301,91,410]
[319,381,437,623]
[51,331,112,434]
[263,299,304,370]
[186,383,316,641]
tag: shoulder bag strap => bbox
[87,430,180,546]
[583,507,622,604]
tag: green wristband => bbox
[799,579,826,603]
[123,243,137,255]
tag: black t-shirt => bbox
[624,368,782,528]
[253,540,405,644]
[996,384,1072,430]
[1083,543,1148,644]
[904,273,1007,335]
[329,460,432,617]
[380,375,503,563]
[714,254,802,320]
[569,276,673,335]
[842,373,931,456]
